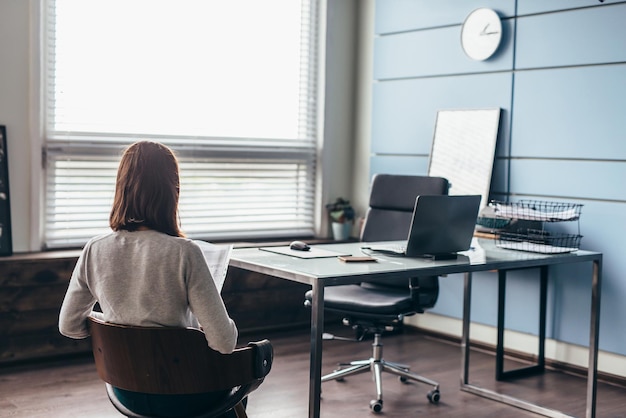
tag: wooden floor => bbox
[1,325,625,417]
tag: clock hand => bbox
[480,23,500,36]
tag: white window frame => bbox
[39,0,324,250]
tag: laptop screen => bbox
[405,195,481,259]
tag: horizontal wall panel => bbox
[562,200,626,354]
[516,4,626,69]
[369,155,429,179]
[508,159,626,201]
[375,0,515,34]
[517,0,624,15]
[432,239,613,347]
[551,263,594,348]
[430,271,495,322]
[371,73,512,155]
[512,65,626,160]
[374,21,514,80]
[371,0,626,357]
[431,268,550,337]
[471,196,626,354]
[505,198,626,354]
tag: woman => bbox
[59,141,239,416]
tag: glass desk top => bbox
[230,238,601,286]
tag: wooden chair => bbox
[88,316,273,418]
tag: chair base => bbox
[321,333,440,413]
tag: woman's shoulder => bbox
[135,230,203,254]
[83,231,116,247]
[82,230,205,258]
[85,230,195,249]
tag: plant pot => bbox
[331,222,352,241]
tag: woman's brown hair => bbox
[109,141,184,237]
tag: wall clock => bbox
[461,8,502,61]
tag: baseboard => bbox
[405,313,626,388]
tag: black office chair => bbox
[306,174,449,413]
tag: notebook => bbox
[366,195,481,259]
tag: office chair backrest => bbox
[88,316,272,395]
[359,174,449,311]
[360,174,450,242]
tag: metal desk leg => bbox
[461,272,472,385]
[495,267,547,380]
[460,266,565,416]
[309,280,324,418]
[586,258,602,418]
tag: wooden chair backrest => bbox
[88,317,260,394]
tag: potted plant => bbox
[326,198,355,241]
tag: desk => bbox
[230,239,602,418]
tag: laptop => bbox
[366,195,481,259]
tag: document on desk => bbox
[259,246,350,259]
[497,241,578,254]
[193,240,233,292]
[494,203,580,221]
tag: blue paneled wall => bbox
[371,1,626,355]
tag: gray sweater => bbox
[59,230,238,354]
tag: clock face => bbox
[461,8,502,61]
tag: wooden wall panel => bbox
[0,254,80,364]
[516,4,626,69]
[0,251,313,365]
[223,267,310,331]
[0,309,61,336]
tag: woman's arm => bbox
[186,242,238,354]
[58,250,97,338]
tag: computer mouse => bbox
[290,240,310,251]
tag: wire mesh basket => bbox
[490,200,583,253]
[492,200,582,222]
[496,229,582,254]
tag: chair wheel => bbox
[399,376,408,383]
[427,389,440,404]
[370,399,383,413]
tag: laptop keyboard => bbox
[367,245,406,255]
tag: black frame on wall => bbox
[0,126,12,256]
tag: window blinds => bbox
[44,0,320,249]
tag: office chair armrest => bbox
[409,276,430,313]
[247,339,273,378]
[408,276,440,313]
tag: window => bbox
[44,0,320,248]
